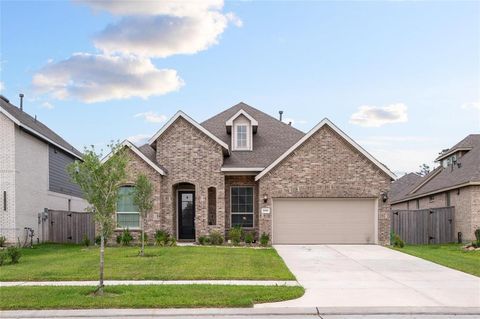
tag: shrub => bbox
[229,226,243,246]
[260,232,270,247]
[7,246,21,264]
[475,229,480,246]
[116,234,122,245]
[209,231,224,245]
[154,229,175,246]
[0,235,6,247]
[0,252,7,266]
[198,236,209,245]
[392,233,405,248]
[245,232,254,245]
[95,235,104,246]
[121,228,133,246]
[81,234,91,247]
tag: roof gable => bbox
[255,118,396,181]
[226,109,258,127]
[148,111,229,155]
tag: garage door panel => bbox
[273,198,376,244]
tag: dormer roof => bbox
[225,109,258,134]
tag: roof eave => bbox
[391,181,480,204]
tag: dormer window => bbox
[226,109,258,151]
[236,124,248,149]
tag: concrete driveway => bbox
[257,245,480,308]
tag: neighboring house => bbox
[107,102,395,245]
[0,95,87,244]
[391,134,480,241]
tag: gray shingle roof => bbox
[0,96,82,159]
[392,134,480,203]
[390,173,422,203]
[138,143,168,173]
[201,102,305,168]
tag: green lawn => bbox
[0,285,304,310]
[0,244,295,281]
[391,244,480,277]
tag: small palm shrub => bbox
[0,235,6,247]
[81,234,91,247]
[116,234,122,245]
[260,232,270,247]
[7,246,21,264]
[392,233,405,248]
[209,231,224,245]
[121,228,133,246]
[229,226,243,246]
[474,229,480,247]
[245,232,254,245]
[154,229,176,246]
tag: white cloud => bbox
[283,118,307,126]
[32,53,184,103]
[358,136,431,147]
[462,101,480,110]
[127,134,151,146]
[41,102,55,109]
[134,111,167,123]
[350,103,408,127]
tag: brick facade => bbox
[257,126,392,244]
[0,112,16,242]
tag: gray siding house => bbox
[0,95,87,244]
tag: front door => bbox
[178,191,195,240]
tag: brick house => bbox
[0,95,87,244]
[391,134,480,242]
[108,103,395,245]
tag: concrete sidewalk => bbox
[1,307,479,318]
[0,280,300,287]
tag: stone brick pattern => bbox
[0,112,16,242]
[258,126,392,244]
[224,175,259,237]
[155,117,225,239]
[471,186,480,240]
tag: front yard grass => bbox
[0,285,304,310]
[391,243,480,277]
[0,244,295,281]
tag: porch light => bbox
[263,193,268,203]
[381,192,388,202]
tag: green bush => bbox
[81,234,91,247]
[260,232,270,247]
[116,234,122,245]
[208,231,224,245]
[392,233,405,248]
[198,236,209,245]
[0,235,6,247]
[7,246,21,264]
[121,228,133,246]
[244,232,254,245]
[228,226,243,246]
[0,252,7,266]
[95,235,105,246]
[154,229,176,246]
[475,229,480,246]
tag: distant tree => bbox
[68,143,128,295]
[417,163,431,177]
[133,174,154,257]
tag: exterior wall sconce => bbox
[381,192,388,202]
[263,193,268,203]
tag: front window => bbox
[116,186,139,229]
[236,125,248,149]
[231,186,254,228]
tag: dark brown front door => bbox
[178,191,195,240]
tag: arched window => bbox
[116,185,139,229]
[208,187,216,225]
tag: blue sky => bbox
[1,0,479,175]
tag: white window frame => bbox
[230,186,254,228]
[234,124,250,150]
[116,185,140,230]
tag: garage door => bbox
[273,198,376,244]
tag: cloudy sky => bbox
[1,0,479,176]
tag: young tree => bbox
[417,163,431,177]
[68,143,128,294]
[133,174,154,257]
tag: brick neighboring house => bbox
[0,95,88,244]
[107,102,396,245]
[391,134,480,242]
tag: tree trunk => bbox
[97,233,105,294]
[141,218,145,257]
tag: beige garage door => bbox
[273,198,376,244]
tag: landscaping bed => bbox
[391,243,480,277]
[0,244,295,281]
[0,285,304,310]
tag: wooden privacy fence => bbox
[43,210,95,244]
[391,207,455,244]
